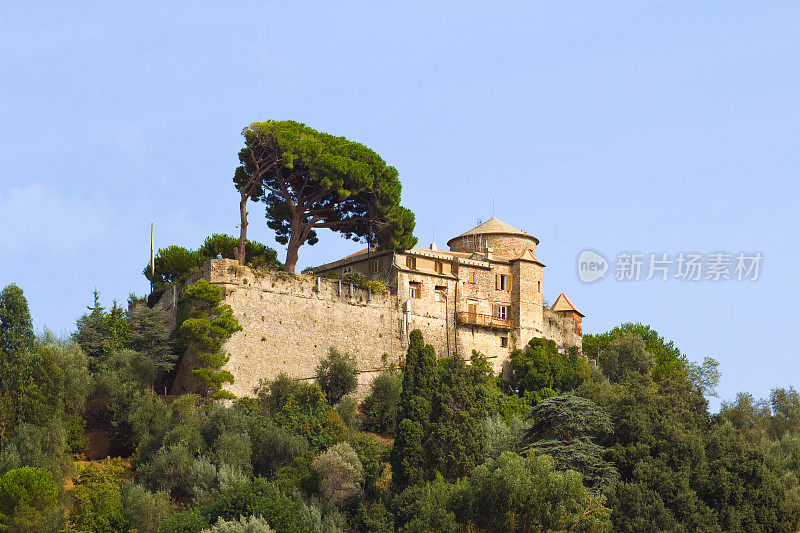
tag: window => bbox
[371,259,382,273]
[409,282,421,299]
[467,271,476,284]
[497,305,508,319]
[500,336,508,348]
[342,266,352,275]
[538,280,541,292]
[434,285,446,302]
[434,261,444,275]
[496,274,513,292]
[406,256,417,270]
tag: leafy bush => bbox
[316,348,358,406]
[70,459,131,533]
[203,514,275,532]
[145,245,203,287]
[200,477,298,532]
[198,234,279,268]
[312,442,364,507]
[122,483,172,533]
[362,369,401,435]
[0,467,61,532]
[0,419,72,484]
[340,272,388,294]
[451,452,612,532]
[482,414,527,460]
[350,432,390,499]
[157,509,209,533]
[508,337,590,395]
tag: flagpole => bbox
[150,222,155,293]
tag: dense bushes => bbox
[144,235,281,289]
[4,279,800,532]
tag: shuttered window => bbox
[496,274,511,291]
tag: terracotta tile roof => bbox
[551,292,584,317]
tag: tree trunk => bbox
[283,216,304,272]
[237,194,248,264]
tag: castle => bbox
[164,217,584,397]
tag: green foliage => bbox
[256,375,338,451]
[597,333,655,384]
[509,337,590,395]
[73,291,130,361]
[0,467,61,532]
[451,452,612,532]
[204,515,275,532]
[315,348,359,406]
[157,509,208,533]
[391,330,438,488]
[198,234,280,268]
[398,475,457,533]
[199,477,299,533]
[482,415,527,460]
[235,120,417,271]
[582,322,689,382]
[128,300,176,373]
[312,442,364,507]
[122,483,172,533]
[521,395,618,492]
[428,353,484,481]
[350,432,390,500]
[144,245,203,287]
[181,279,242,399]
[0,284,35,355]
[0,419,73,485]
[362,369,402,435]
[70,459,131,533]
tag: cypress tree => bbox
[391,329,438,488]
[429,352,485,481]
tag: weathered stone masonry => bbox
[162,217,585,398]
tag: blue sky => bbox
[1,2,798,410]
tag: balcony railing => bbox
[456,312,513,330]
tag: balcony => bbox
[456,311,513,330]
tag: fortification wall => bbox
[168,259,404,398]
[542,307,583,349]
[162,259,583,399]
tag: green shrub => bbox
[200,477,299,533]
[350,432,390,500]
[157,509,208,533]
[316,348,358,406]
[312,442,364,507]
[70,459,131,533]
[362,370,401,435]
[122,483,172,533]
[204,514,275,532]
[335,396,359,432]
[482,414,527,460]
[0,467,62,532]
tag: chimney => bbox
[430,242,437,250]
[486,247,494,261]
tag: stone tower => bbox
[447,217,546,349]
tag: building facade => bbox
[314,217,583,377]
[163,217,584,397]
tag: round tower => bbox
[447,216,539,257]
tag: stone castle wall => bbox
[162,259,583,399]
[166,259,404,398]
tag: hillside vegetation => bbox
[1,282,799,532]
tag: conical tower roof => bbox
[447,216,539,246]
